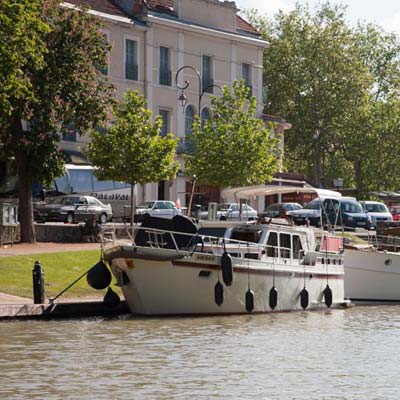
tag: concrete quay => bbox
[0,294,130,321]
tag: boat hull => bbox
[344,248,400,303]
[108,248,346,316]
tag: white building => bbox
[64,0,289,210]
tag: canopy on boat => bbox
[221,184,342,201]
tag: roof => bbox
[236,14,259,35]
[221,185,342,201]
[65,1,260,36]
[145,0,259,35]
[65,0,126,17]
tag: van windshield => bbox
[342,201,363,213]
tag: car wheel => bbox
[66,212,74,224]
[219,216,227,221]
[99,213,108,225]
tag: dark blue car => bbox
[323,198,371,229]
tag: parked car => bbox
[289,199,322,227]
[133,200,181,222]
[360,200,393,228]
[34,195,113,224]
[389,205,400,221]
[200,203,257,221]
[259,202,302,219]
[323,197,371,229]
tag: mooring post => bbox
[32,261,45,304]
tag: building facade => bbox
[64,0,286,210]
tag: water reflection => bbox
[1,307,400,399]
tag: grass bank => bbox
[0,250,120,300]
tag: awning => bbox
[221,184,342,201]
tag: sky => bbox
[235,0,400,35]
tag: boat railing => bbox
[126,226,342,267]
[366,233,400,252]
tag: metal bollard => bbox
[32,261,45,304]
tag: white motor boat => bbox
[344,234,400,303]
[103,215,350,316]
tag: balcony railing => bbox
[176,137,195,155]
[159,69,172,86]
[125,63,138,80]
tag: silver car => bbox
[200,203,258,221]
[133,200,181,222]
[35,195,113,224]
[360,200,393,228]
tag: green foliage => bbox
[0,0,115,241]
[86,90,179,186]
[247,3,400,195]
[0,250,122,299]
[0,0,114,185]
[0,0,49,120]
[185,81,280,187]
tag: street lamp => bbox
[175,65,222,115]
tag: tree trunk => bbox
[17,157,36,243]
[11,117,35,243]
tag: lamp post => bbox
[175,65,222,217]
[175,65,223,114]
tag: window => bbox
[159,47,171,86]
[87,197,97,205]
[164,202,175,209]
[280,233,291,259]
[292,235,303,259]
[202,55,213,93]
[68,169,93,193]
[125,39,138,80]
[185,105,195,136]
[159,109,169,137]
[242,63,252,97]
[267,231,278,257]
[201,108,210,129]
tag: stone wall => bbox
[35,223,82,243]
[34,223,131,243]
[0,224,20,245]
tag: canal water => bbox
[1,306,400,399]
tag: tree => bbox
[86,90,179,224]
[341,23,400,196]
[185,81,280,188]
[247,3,371,188]
[0,0,114,242]
[246,3,400,195]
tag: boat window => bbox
[280,233,291,258]
[266,231,278,257]
[230,229,262,243]
[292,235,303,259]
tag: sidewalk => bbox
[0,242,101,257]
